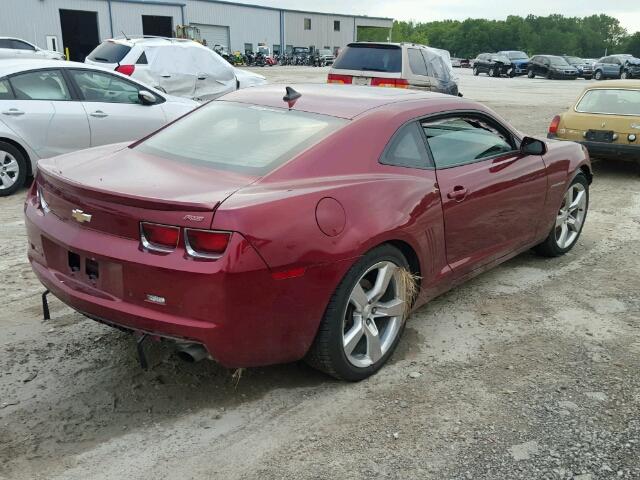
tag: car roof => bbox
[582,80,640,90]
[107,37,199,47]
[0,59,129,77]
[219,83,467,120]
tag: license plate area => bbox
[353,76,371,86]
[585,130,614,143]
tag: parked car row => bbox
[472,51,640,81]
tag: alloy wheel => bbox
[341,261,405,368]
[0,150,19,190]
[555,182,587,249]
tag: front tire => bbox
[306,245,410,381]
[527,69,535,79]
[473,67,479,76]
[489,67,496,77]
[0,141,27,197]
[594,70,603,81]
[621,70,629,80]
[534,173,589,257]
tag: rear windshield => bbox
[135,102,347,175]
[576,89,640,116]
[87,42,131,63]
[333,44,402,73]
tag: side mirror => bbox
[138,90,156,105]
[520,136,547,156]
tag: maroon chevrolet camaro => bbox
[25,84,591,380]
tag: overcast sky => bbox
[248,0,640,33]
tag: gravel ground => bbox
[1,67,639,480]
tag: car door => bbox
[423,114,548,276]
[8,39,41,59]
[66,68,167,146]
[3,69,90,158]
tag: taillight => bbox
[548,115,561,135]
[371,78,410,88]
[185,229,231,259]
[115,64,135,76]
[327,73,353,84]
[140,222,180,252]
[36,184,50,214]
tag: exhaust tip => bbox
[176,343,209,363]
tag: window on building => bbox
[334,20,340,31]
[286,44,293,53]
[244,43,253,53]
[304,18,311,30]
[273,44,281,54]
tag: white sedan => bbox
[0,60,198,196]
[0,37,65,61]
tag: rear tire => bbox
[594,70,603,81]
[534,173,589,257]
[305,244,410,381]
[489,67,496,77]
[0,141,27,197]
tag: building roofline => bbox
[188,0,394,21]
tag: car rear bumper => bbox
[548,135,640,159]
[25,200,351,368]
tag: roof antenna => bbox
[283,86,301,109]
[121,30,130,40]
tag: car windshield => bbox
[576,89,640,116]
[492,55,510,63]
[87,41,131,63]
[333,44,402,72]
[135,102,347,175]
[505,51,528,60]
[549,56,570,66]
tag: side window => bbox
[381,122,431,170]
[0,39,12,49]
[9,70,70,101]
[69,69,143,104]
[136,52,148,65]
[408,48,428,76]
[11,40,36,51]
[612,57,621,65]
[0,78,14,100]
[422,116,515,169]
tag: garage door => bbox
[192,24,230,50]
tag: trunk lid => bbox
[37,143,258,238]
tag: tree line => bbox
[359,14,640,59]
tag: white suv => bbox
[86,37,266,102]
[0,37,65,61]
[328,42,460,96]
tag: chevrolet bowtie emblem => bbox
[71,209,92,223]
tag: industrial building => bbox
[0,0,393,61]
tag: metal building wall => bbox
[0,0,111,51]
[283,11,354,51]
[185,1,280,52]
[110,2,183,38]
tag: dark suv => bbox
[593,55,640,80]
[527,55,579,79]
[473,53,513,77]
[562,56,594,79]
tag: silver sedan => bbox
[0,60,198,196]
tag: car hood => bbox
[624,57,640,66]
[37,142,259,211]
[234,68,267,89]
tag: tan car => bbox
[548,80,640,160]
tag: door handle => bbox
[447,186,468,201]
[161,75,171,78]
[2,108,25,116]
[90,110,108,118]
